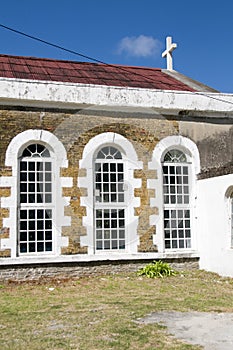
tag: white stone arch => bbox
[148,135,200,252]
[0,129,71,258]
[78,132,142,255]
[5,129,69,168]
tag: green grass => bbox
[0,270,233,349]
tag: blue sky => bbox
[0,0,232,92]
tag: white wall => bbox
[197,174,233,277]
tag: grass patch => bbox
[0,270,233,349]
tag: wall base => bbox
[0,257,199,281]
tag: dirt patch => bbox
[137,311,233,350]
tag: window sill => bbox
[0,251,200,266]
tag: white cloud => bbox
[117,35,162,58]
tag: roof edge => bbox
[0,77,232,114]
[162,69,219,93]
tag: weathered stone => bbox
[0,258,199,281]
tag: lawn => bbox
[0,269,233,350]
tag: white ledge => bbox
[0,77,233,113]
[0,252,200,266]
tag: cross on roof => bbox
[162,36,177,71]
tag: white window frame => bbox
[148,135,200,253]
[0,130,71,258]
[78,132,142,255]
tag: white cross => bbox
[162,36,177,70]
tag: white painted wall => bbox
[197,174,233,277]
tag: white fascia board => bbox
[0,77,233,113]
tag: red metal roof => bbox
[0,54,196,91]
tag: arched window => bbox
[18,144,53,254]
[94,146,125,251]
[78,132,142,255]
[0,129,70,258]
[148,135,200,253]
[162,149,191,249]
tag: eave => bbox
[0,77,233,118]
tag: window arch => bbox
[148,135,200,252]
[0,130,70,258]
[163,149,187,163]
[78,132,142,255]
[96,146,122,160]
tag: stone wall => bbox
[0,257,199,281]
[0,107,179,257]
[179,118,233,179]
[0,105,232,258]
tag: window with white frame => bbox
[148,136,199,253]
[94,146,126,251]
[18,143,54,254]
[162,149,191,249]
[0,129,70,258]
[79,132,142,255]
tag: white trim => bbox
[0,251,200,266]
[0,130,72,258]
[0,77,233,113]
[78,132,142,255]
[148,135,200,252]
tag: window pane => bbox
[20,194,27,203]
[45,162,51,171]
[20,243,27,253]
[20,161,27,171]
[45,242,52,251]
[29,243,35,252]
[45,231,52,240]
[37,242,44,252]
[37,231,44,240]
[20,232,27,241]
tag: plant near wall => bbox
[137,260,178,278]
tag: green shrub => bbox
[137,260,178,278]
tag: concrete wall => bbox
[197,174,233,277]
[180,120,233,178]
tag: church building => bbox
[0,38,233,278]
